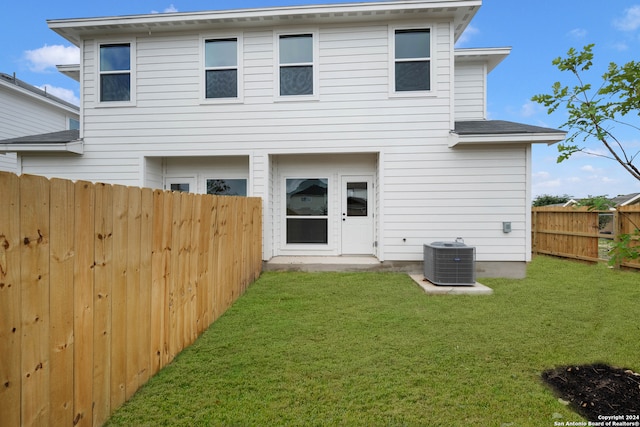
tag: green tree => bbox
[532,194,573,207]
[531,44,640,182]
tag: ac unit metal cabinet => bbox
[423,242,476,286]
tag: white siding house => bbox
[0,73,80,172]
[4,0,565,277]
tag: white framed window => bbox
[201,34,243,103]
[285,178,328,245]
[275,30,319,100]
[97,40,136,105]
[389,26,433,96]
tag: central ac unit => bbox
[423,241,476,286]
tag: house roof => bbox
[0,72,79,112]
[48,0,481,45]
[449,120,567,147]
[0,129,83,154]
[610,193,640,206]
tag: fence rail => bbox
[0,172,262,426]
[532,205,640,269]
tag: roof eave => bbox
[448,132,567,148]
[0,140,84,155]
[48,0,482,45]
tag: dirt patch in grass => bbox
[542,363,640,421]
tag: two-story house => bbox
[2,0,565,277]
[0,72,80,173]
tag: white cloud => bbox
[580,165,596,173]
[612,41,629,51]
[151,4,178,13]
[533,171,550,180]
[455,25,479,46]
[37,84,80,106]
[23,45,79,72]
[520,101,543,118]
[614,5,640,31]
[568,28,587,39]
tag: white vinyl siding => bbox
[454,62,486,120]
[21,20,529,263]
[0,80,79,173]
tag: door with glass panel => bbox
[165,177,195,193]
[341,176,374,255]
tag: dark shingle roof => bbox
[0,129,80,144]
[454,120,564,135]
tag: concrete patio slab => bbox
[408,274,493,295]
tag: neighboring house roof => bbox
[48,0,481,46]
[450,120,566,147]
[0,72,79,113]
[559,193,640,208]
[0,130,83,154]
[610,193,640,206]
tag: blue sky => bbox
[2,0,640,199]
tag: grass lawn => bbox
[106,256,639,426]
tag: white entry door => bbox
[341,176,374,255]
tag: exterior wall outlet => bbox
[503,222,512,233]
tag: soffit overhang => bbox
[48,0,481,45]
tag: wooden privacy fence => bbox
[0,172,262,427]
[532,205,640,269]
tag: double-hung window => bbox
[204,37,241,100]
[99,43,132,103]
[277,33,317,98]
[393,28,431,93]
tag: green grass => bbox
[106,256,639,426]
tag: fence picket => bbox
[20,174,51,426]
[49,178,75,426]
[0,172,22,427]
[93,182,113,426]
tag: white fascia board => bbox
[454,47,512,73]
[56,64,81,82]
[0,141,83,155]
[620,193,640,206]
[448,132,567,147]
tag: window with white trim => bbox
[204,37,240,99]
[277,33,316,97]
[393,29,431,92]
[99,43,132,102]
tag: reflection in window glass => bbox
[394,29,430,92]
[286,178,328,244]
[279,34,313,96]
[347,182,368,217]
[100,44,131,102]
[170,183,190,192]
[206,179,247,196]
[205,38,238,99]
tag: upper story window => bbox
[393,29,431,93]
[99,43,132,102]
[204,37,240,100]
[68,118,80,130]
[277,32,317,98]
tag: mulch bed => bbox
[542,363,640,421]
